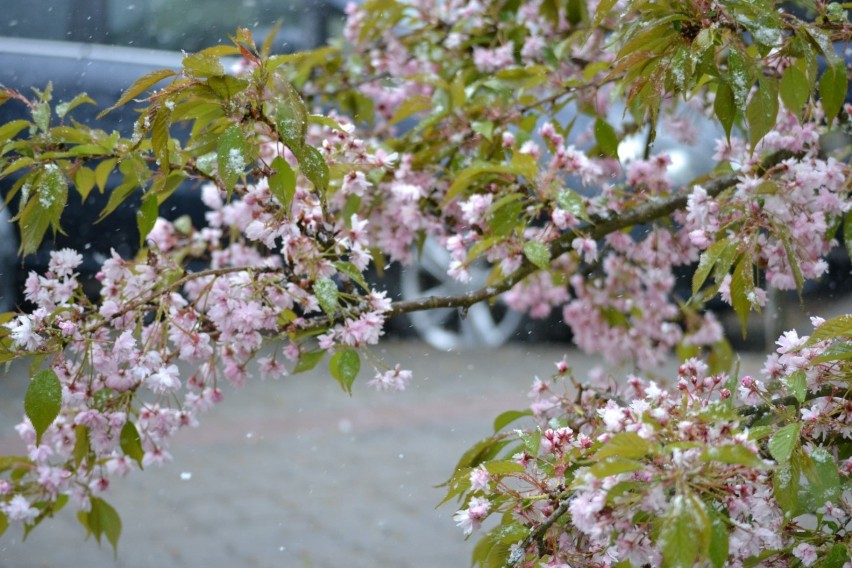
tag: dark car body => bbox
[0,39,192,306]
[0,1,347,311]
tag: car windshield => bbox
[3,0,344,52]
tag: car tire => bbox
[400,238,523,350]
[0,207,18,313]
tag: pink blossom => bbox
[48,248,83,278]
[2,494,39,523]
[472,42,514,72]
[469,465,490,492]
[5,315,42,351]
[368,365,412,392]
[453,497,490,535]
[792,543,818,567]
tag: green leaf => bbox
[0,511,7,538]
[803,447,842,507]
[55,93,95,119]
[781,370,807,403]
[24,369,62,446]
[298,145,329,192]
[714,81,736,142]
[779,64,810,116]
[566,0,588,25]
[510,151,538,183]
[820,544,850,568]
[780,233,804,295]
[488,200,523,237]
[217,125,250,193]
[659,492,710,568]
[119,421,145,468]
[588,457,644,478]
[206,75,250,99]
[293,350,325,374]
[730,258,754,337]
[818,60,847,124]
[18,166,69,254]
[809,314,852,344]
[523,241,551,270]
[86,497,122,555]
[97,178,138,223]
[812,341,852,364]
[0,119,31,145]
[768,423,801,464]
[94,159,116,193]
[268,156,296,208]
[700,444,767,469]
[707,508,729,568]
[275,83,308,152]
[389,94,432,125]
[329,349,360,394]
[492,410,532,433]
[443,163,516,205]
[746,77,778,148]
[773,456,800,515]
[333,261,369,291]
[447,436,513,485]
[137,196,158,248]
[471,121,494,141]
[74,167,96,203]
[182,52,224,78]
[307,114,349,132]
[32,102,50,132]
[727,49,752,108]
[151,105,172,172]
[692,238,730,295]
[594,432,651,460]
[594,118,619,158]
[98,68,176,118]
[593,0,618,26]
[845,213,852,262]
[484,460,525,476]
[555,189,590,222]
[73,424,90,468]
[313,277,338,318]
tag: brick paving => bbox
[0,340,609,568]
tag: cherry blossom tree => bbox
[0,0,851,565]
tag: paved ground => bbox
[0,340,629,568]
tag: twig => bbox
[506,498,571,567]
[298,149,799,332]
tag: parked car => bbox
[0,1,345,312]
[0,2,848,352]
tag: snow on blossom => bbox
[367,365,412,392]
[48,248,83,278]
[469,465,490,492]
[792,543,819,567]
[5,315,42,351]
[453,497,490,535]
[1,494,39,523]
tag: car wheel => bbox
[0,207,18,313]
[400,238,523,350]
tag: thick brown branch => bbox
[386,150,797,319]
[84,265,280,334]
[741,384,847,427]
[506,498,571,567]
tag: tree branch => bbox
[502,383,846,566]
[741,384,847,427]
[506,497,571,567]
[383,150,798,319]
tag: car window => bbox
[3,0,345,52]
